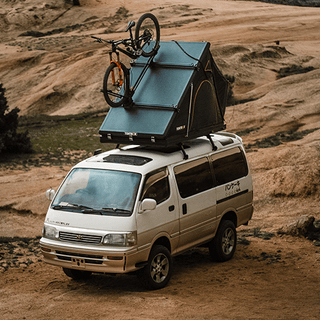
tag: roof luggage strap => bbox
[174,40,206,75]
[186,82,193,138]
[131,55,155,94]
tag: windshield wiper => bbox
[101,207,131,214]
[52,203,103,215]
[52,203,130,215]
[52,204,72,210]
[81,208,103,215]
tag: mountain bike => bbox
[92,13,160,108]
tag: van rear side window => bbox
[174,158,214,198]
[211,148,248,186]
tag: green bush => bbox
[0,84,33,154]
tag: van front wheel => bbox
[137,245,172,290]
[209,220,237,262]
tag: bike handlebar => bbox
[91,36,131,47]
[91,36,109,43]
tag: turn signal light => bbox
[107,256,123,261]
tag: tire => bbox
[135,13,160,57]
[209,220,237,262]
[103,61,129,107]
[137,245,172,290]
[63,268,92,280]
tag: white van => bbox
[40,132,253,290]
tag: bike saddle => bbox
[125,21,135,32]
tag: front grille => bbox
[59,231,102,245]
[56,250,104,265]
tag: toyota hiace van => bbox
[40,132,253,289]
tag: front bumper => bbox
[40,237,146,274]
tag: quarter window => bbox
[211,148,248,186]
[174,158,214,198]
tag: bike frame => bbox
[108,39,158,105]
[93,15,160,107]
[109,38,141,60]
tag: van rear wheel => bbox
[63,268,92,280]
[209,220,237,262]
[137,245,172,290]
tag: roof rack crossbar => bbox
[207,134,218,151]
[179,143,189,160]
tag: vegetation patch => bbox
[0,236,42,272]
[277,64,315,79]
[246,128,319,150]
[0,84,33,155]
[0,111,114,169]
[236,127,261,137]
[240,228,275,240]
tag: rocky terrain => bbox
[0,0,320,319]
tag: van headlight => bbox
[43,226,59,240]
[102,231,137,247]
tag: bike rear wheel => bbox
[135,13,160,57]
[103,61,129,107]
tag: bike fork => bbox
[109,52,124,86]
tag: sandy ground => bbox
[1,0,320,319]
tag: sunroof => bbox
[103,155,152,166]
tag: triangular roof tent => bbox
[99,41,229,147]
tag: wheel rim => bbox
[138,30,155,54]
[150,253,169,284]
[221,227,235,255]
[103,62,128,107]
[136,17,158,55]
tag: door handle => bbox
[169,205,175,212]
[182,203,187,215]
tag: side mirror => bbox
[46,188,55,201]
[139,198,157,213]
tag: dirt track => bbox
[1,230,320,319]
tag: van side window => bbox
[141,168,170,204]
[211,148,248,186]
[174,158,213,198]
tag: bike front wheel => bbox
[103,61,129,107]
[135,13,160,57]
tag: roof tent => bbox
[99,41,229,147]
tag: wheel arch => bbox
[151,235,172,253]
[220,210,237,228]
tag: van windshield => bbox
[51,168,141,216]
